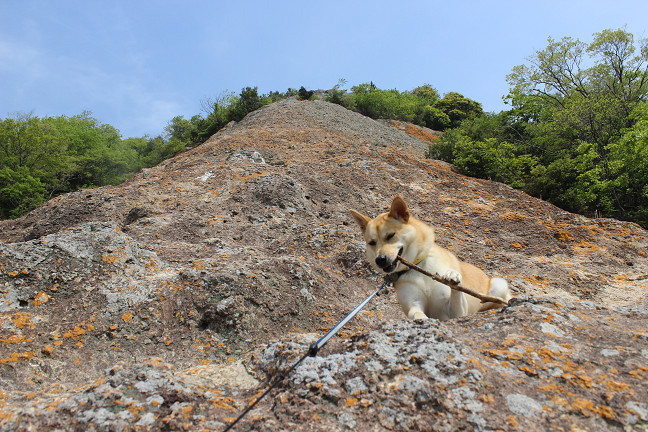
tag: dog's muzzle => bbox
[375,248,403,273]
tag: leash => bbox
[223,279,389,431]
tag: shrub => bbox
[297,86,314,101]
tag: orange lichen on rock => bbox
[0,351,35,364]
[397,122,440,145]
[32,291,49,306]
[572,241,604,253]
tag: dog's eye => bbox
[368,240,376,246]
[385,233,395,241]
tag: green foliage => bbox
[325,79,352,107]
[0,111,192,218]
[435,92,483,128]
[228,87,263,122]
[434,28,648,227]
[326,82,477,132]
[297,86,314,101]
[0,166,46,219]
[418,105,450,130]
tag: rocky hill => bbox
[1,99,647,431]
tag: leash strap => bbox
[223,279,388,431]
[308,279,387,356]
[223,351,310,432]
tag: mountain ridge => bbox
[0,99,647,430]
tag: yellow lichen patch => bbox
[480,394,494,405]
[571,398,617,420]
[628,366,648,379]
[0,351,35,364]
[502,212,528,221]
[345,397,359,407]
[551,228,576,242]
[466,358,486,372]
[501,335,525,346]
[603,377,632,393]
[538,382,564,394]
[571,398,595,416]
[32,291,49,306]
[396,122,439,145]
[523,275,550,288]
[62,326,86,339]
[235,171,270,183]
[122,312,133,323]
[0,334,31,343]
[507,415,519,427]
[6,312,35,330]
[192,261,207,270]
[485,349,524,361]
[511,242,524,249]
[180,405,193,418]
[518,366,539,377]
[596,404,616,420]
[572,241,604,254]
[211,396,237,411]
[561,373,595,388]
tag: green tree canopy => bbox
[432,28,648,227]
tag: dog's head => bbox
[350,196,424,274]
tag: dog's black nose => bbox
[375,255,391,268]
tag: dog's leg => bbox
[396,285,428,320]
[443,270,469,318]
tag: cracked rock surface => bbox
[0,99,647,430]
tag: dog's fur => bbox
[350,196,511,320]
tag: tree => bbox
[411,84,440,103]
[0,166,46,218]
[439,29,648,227]
[434,92,483,129]
[228,87,262,122]
[607,102,648,225]
[325,79,351,108]
[297,86,314,101]
[507,29,648,148]
[0,112,131,217]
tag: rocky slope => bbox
[0,99,647,430]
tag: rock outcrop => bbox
[1,99,647,430]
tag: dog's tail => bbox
[478,277,512,312]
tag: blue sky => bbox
[1,1,647,138]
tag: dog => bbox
[350,196,511,320]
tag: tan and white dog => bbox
[350,196,511,320]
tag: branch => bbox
[396,256,509,305]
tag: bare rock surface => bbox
[0,99,647,430]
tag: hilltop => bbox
[1,99,647,430]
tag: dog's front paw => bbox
[441,270,462,284]
[411,311,428,322]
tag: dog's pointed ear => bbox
[350,209,371,233]
[388,196,410,222]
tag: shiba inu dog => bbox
[350,196,511,320]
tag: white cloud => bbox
[0,35,185,137]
